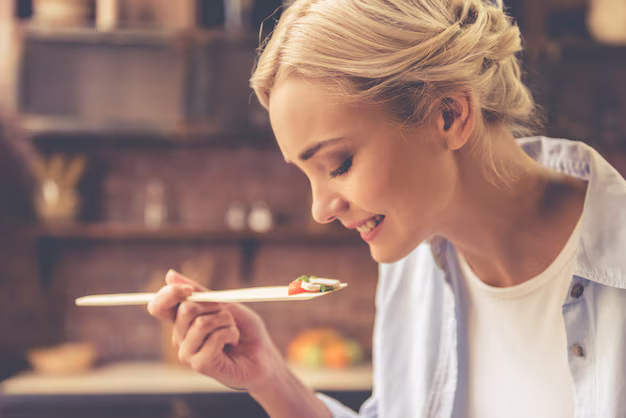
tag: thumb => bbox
[165,269,208,291]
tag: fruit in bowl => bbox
[288,328,364,369]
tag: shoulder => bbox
[519,137,626,287]
[516,136,593,169]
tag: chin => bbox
[368,225,429,263]
[368,241,417,264]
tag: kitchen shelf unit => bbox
[22,115,276,150]
[18,24,267,148]
[35,224,365,284]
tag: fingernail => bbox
[166,269,178,279]
[181,285,194,296]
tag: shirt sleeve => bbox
[316,393,378,418]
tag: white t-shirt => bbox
[457,219,581,418]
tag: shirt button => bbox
[570,283,584,299]
[570,343,585,358]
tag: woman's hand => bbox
[147,270,283,392]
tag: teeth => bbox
[357,215,384,234]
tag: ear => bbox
[436,94,474,151]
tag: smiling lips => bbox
[355,214,385,238]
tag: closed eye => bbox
[329,156,353,179]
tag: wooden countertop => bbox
[0,362,372,396]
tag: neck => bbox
[439,130,587,287]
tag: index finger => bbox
[147,283,194,322]
[165,270,208,291]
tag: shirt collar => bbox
[430,137,626,289]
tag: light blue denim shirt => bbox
[319,137,626,418]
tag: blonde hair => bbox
[251,0,540,183]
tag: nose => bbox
[311,190,349,224]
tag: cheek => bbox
[393,154,455,224]
[347,161,394,212]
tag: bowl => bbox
[27,342,97,376]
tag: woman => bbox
[148,0,626,416]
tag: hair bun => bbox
[251,0,539,137]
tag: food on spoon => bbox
[288,275,341,296]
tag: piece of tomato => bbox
[288,279,308,295]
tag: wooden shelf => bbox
[36,224,363,244]
[23,24,181,45]
[21,115,274,148]
[22,115,176,137]
[1,361,373,395]
[21,24,256,47]
[545,39,626,62]
[18,24,267,148]
[35,224,363,284]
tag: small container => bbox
[248,201,273,233]
[144,179,167,228]
[587,0,626,44]
[34,179,80,224]
[32,154,85,225]
[32,0,90,28]
[225,201,247,231]
[96,0,119,31]
[224,0,254,33]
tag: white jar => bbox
[247,201,273,233]
[587,0,626,44]
[32,0,89,28]
[96,0,118,31]
[225,202,247,231]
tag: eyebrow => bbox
[298,137,347,161]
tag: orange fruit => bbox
[323,340,350,368]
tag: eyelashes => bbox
[329,155,353,179]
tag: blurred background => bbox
[0,0,624,417]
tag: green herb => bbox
[296,275,310,282]
[320,284,327,292]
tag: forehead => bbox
[268,78,383,160]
